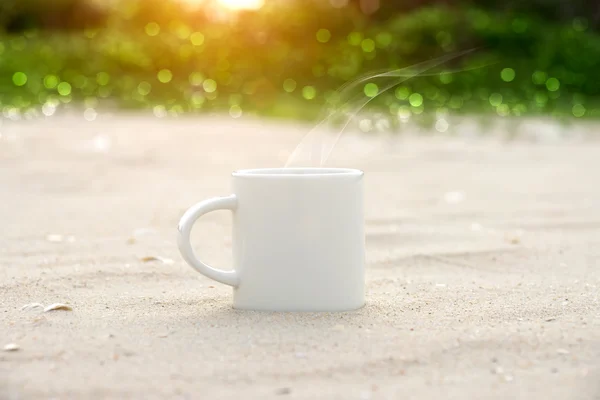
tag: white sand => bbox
[1,113,599,399]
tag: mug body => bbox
[231,168,365,311]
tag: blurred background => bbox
[1,0,599,124]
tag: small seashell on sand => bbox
[21,303,44,311]
[140,256,174,264]
[3,343,20,352]
[43,303,73,312]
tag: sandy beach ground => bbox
[1,113,599,399]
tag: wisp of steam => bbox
[285,48,490,167]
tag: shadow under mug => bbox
[177,168,365,312]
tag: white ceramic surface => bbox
[177,168,365,312]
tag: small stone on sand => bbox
[275,388,291,395]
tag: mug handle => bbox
[177,195,240,287]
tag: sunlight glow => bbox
[217,0,264,10]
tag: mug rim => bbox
[232,167,363,178]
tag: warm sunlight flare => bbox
[217,0,264,10]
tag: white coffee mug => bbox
[177,168,365,312]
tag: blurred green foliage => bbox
[1,1,599,121]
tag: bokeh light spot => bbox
[190,32,205,46]
[535,92,548,104]
[512,103,527,115]
[84,108,97,121]
[449,95,463,109]
[375,118,390,131]
[435,118,449,132]
[189,72,204,86]
[173,23,191,39]
[137,82,152,96]
[191,92,205,106]
[546,77,560,91]
[395,87,410,100]
[153,105,167,118]
[348,32,363,46]
[359,119,372,132]
[439,72,453,84]
[361,38,375,52]
[364,83,378,98]
[532,71,547,85]
[157,69,173,83]
[229,105,242,118]
[283,79,297,93]
[57,82,72,96]
[572,104,586,117]
[42,102,57,116]
[203,79,217,93]
[496,104,510,116]
[145,22,160,36]
[397,106,411,122]
[501,68,515,82]
[12,72,27,87]
[375,32,392,48]
[408,93,423,107]
[96,72,110,86]
[489,93,503,106]
[302,86,316,100]
[316,29,331,43]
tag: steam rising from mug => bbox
[285,48,488,167]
